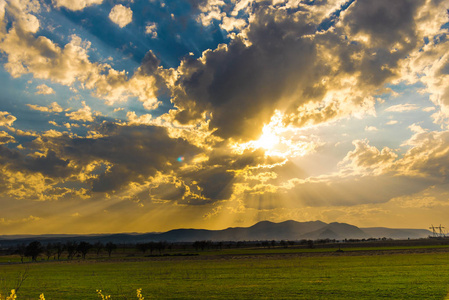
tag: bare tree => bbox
[93,242,104,256]
[15,243,26,263]
[55,242,65,260]
[65,241,78,260]
[44,243,55,260]
[105,242,117,257]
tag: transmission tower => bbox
[438,224,446,238]
[429,224,446,238]
[429,224,437,237]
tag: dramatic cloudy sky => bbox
[1,0,449,234]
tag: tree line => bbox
[13,241,117,262]
[7,238,363,262]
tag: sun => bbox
[230,110,320,159]
[254,131,280,151]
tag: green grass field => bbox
[1,248,449,299]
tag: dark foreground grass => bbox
[1,251,449,299]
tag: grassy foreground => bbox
[1,251,449,299]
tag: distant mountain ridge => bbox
[0,221,433,247]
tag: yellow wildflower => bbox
[136,289,144,300]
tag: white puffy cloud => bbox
[340,139,398,176]
[35,84,55,95]
[109,4,133,28]
[52,0,103,11]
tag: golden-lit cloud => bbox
[65,101,94,122]
[28,101,63,113]
[145,22,158,38]
[109,4,133,28]
[52,0,103,11]
[0,111,16,127]
[0,131,16,144]
[35,84,55,95]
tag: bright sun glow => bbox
[254,131,280,151]
[231,111,321,158]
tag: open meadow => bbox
[1,245,449,299]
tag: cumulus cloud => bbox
[35,84,55,95]
[109,4,133,28]
[0,2,161,108]
[340,139,398,176]
[386,120,398,125]
[145,22,158,38]
[62,124,201,193]
[28,102,63,113]
[171,0,443,141]
[0,112,17,127]
[0,131,16,144]
[65,101,94,122]
[52,0,103,11]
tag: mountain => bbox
[361,227,432,240]
[150,220,327,242]
[0,221,433,247]
[300,222,368,240]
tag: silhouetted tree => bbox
[44,243,54,260]
[193,241,211,251]
[65,241,78,260]
[105,242,117,257]
[77,242,92,259]
[25,241,43,262]
[55,242,65,260]
[93,242,104,256]
[15,243,26,263]
[307,240,315,249]
[136,243,150,254]
[156,241,167,255]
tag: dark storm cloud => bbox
[343,0,421,47]
[173,6,319,140]
[170,0,436,141]
[139,50,160,76]
[0,123,201,195]
[176,148,269,202]
[63,124,200,192]
[0,146,72,178]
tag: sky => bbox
[0,0,449,234]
